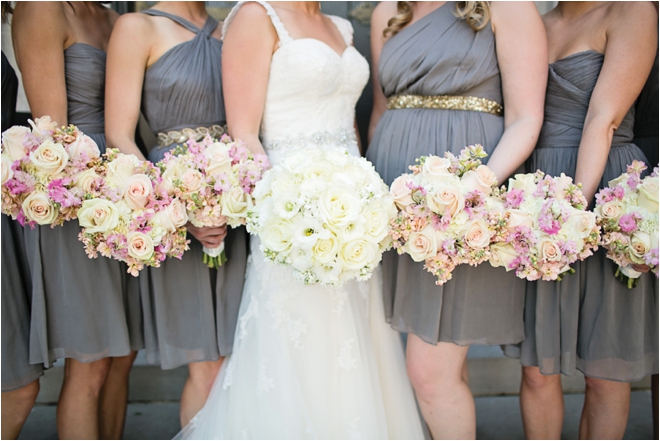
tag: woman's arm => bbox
[12,2,69,126]
[105,13,154,161]
[222,2,278,156]
[574,2,657,202]
[485,1,548,184]
[367,2,396,145]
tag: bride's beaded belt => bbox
[157,124,227,148]
[263,128,357,151]
[387,94,504,116]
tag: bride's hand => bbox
[187,223,228,249]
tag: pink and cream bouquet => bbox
[388,145,500,285]
[488,171,600,281]
[157,134,269,269]
[594,161,658,288]
[77,148,190,276]
[2,116,102,227]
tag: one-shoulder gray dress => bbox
[23,44,142,367]
[138,10,248,369]
[366,2,526,346]
[2,51,44,391]
[515,51,658,382]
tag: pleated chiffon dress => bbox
[138,10,248,369]
[511,50,658,381]
[2,51,44,391]
[366,2,526,346]
[23,43,142,367]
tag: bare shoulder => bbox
[112,11,155,41]
[13,1,66,26]
[224,1,277,41]
[230,1,274,24]
[606,1,657,30]
[491,1,540,27]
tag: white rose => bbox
[638,176,659,213]
[561,211,596,240]
[509,173,537,197]
[318,186,360,227]
[2,126,30,161]
[66,134,100,160]
[221,187,251,222]
[73,168,101,194]
[390,175,415,209]
[127,231,154,260]
[270,172,298,196]
[489,243,518,271]
[29,116,57,138]
[608,173,630,188]
[161,161,186,194]
[123,174,153,210]
[405,225,437,262]
[338,238,378,270]
[461,165,498,194]
[260,217,294,253]
[106,154,140,191]
[204,142,233,176]
[298,177,327,198]
[426,185,465,217]
[362,200,395,242]
[629,231,651,263]
[1,154,14,185]
[312,234,340,264]
[78,199,120,233]
[21,192,58,225]
[463,218,491,249]
[421,156,452,180]
[595,200,625,221]
[155,198,188,233]
[29,140,69,175]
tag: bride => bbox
[177,1,425,439]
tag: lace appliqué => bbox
[331,288,349,315]
[238,295,259,340]
[257,360,275,394]
[338,338,357,372]
[222,357,235,390]
[265,289,309,350]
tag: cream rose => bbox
[629,231,651,263]
[489,243,518,270]
[338,239,378,270]
[73,168,101,194]
[362,202,393,242]
[538,237,562,262]
[204,143,233,176]
[461,165,497,194]
[260,217,294,253]
[463,218,491,249]
[123,174,153,210]
[608,173,630,188]
[155,198,188,233]
[29,116,57,137]
[426,185,465,217]
[78,199,120,233]
[66,134,100,160]
[509,173,537,197]
[29,140,69,176]
[2,126,30,161]
[421,156,452,180]
[161,161,186,194]
[181,169,204,194]
[106,154,140,190]
[21,192,58,225]
[312,235,340,264]
[506,209,534,232]
[638,177,659,213]
[221,187,251,224]
[390,175,415,209]
[127,232,154,260]
[406,225,437,262]
[554,174,574,199]
[595,200,625,221]
[561,211,596,240]
[318,186,360,227]
[1,154,14,185]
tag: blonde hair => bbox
[383,1,491,38]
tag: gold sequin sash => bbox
[387,95,503,116]
[157,124,227,148]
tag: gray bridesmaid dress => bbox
[138,10,248,369]
[366,2,526,346]
[23,44,142,367]
[633,51,658,168]
[2,51,43,391]
[518,51,658,381]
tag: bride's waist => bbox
[261,127,357,152]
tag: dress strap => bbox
[141,9,206,35]
[327,15,354,46]
[222,1,293,46]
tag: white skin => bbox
[521,2,657,440]
[222,1,361,157]
[104,1,227,250]
[11,2,137,439]
[369,2,547,439]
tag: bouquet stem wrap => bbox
[202,244,226,269]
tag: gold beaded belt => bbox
[387,94,504,116]
[157,124,227,148]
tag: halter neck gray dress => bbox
[22,43,142,367]
[138,9,247,369]
[2,51,43,391]
[366,2,525,346]
[512,51,658,382]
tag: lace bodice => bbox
[223,1,369,163]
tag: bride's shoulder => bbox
[222,1,279,40]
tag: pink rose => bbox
[390,175,415,209]
[462,165,498,194]
[464,218,491,249]
[538,237,562,262]
[127,232,154,260]
[181,169,204,194]
[426,185,464,217]
[155,198,188,233]
[406,225,437,262]
[123,174,153,210]
[421,156,452,180]
[67,134,100,160]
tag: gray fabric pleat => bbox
[505,51,658,381]
[366,2,525,346]
[23,44,142,366]
[138,9,247,369]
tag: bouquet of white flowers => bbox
[247,147,395,286]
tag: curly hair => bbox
[383,1,491,38]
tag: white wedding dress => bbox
[176,2,425,439]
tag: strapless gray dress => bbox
[509,51,658,381]
[2,51,44,391]
[138,10,247,369]
[22,44,142,367]
[366,2,525,346]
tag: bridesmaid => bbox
[367,1,547,438]
[1,4,42,438]
[12,2,141,439]
[518,2,657,439]
[105,1,248,427]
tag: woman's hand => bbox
[631,264,651,274]
[187,223,228,249]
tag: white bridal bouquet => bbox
[247,147,396,286]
